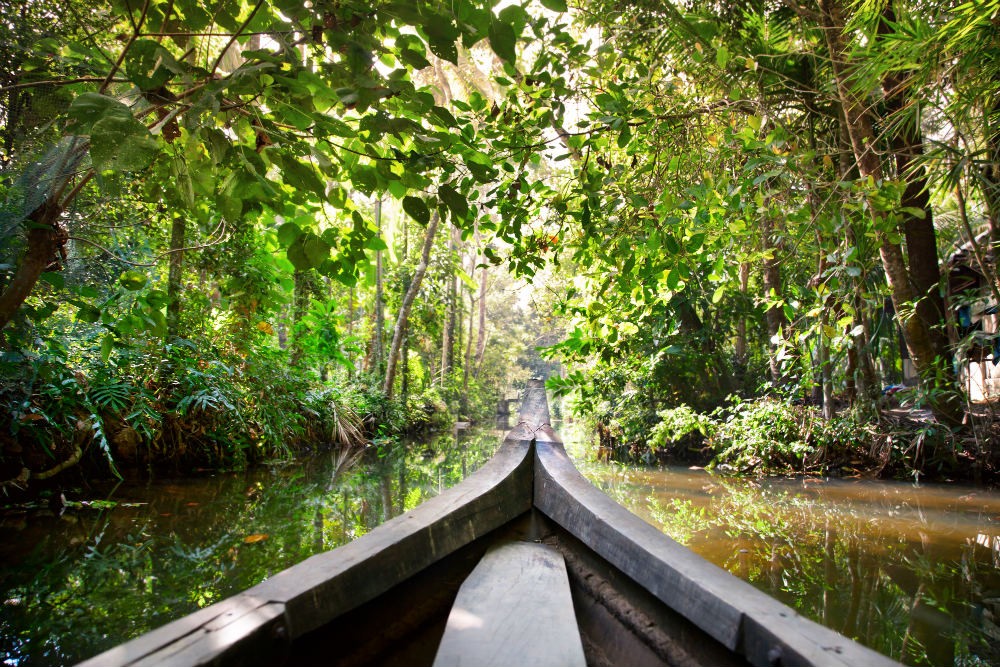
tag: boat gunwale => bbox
[532,424,902,667]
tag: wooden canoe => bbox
[79,380,901,667]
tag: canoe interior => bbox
[288,510,748,667]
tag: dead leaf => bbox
[243,534,268,544]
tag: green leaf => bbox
[40,271,64,288]
[125,40,181,91]
[119,270,147,291]
[617,124,631,149]
[488,16,517,65]
[303,235,331,268]
[281,156,327,200]
[277,222,302,247]
[100,335,114,362]
[456,267,478,290]
[464,156,497,183]
[90,116,159,172]
[540,0,568,11]
[712,285,726,304]
[67,93,132,134]
[424,22,459,64]
[438,184,469,220]
[366,235,388,251]
[403,196,430,224]
[77,304,101,323]
[687,233,705,252]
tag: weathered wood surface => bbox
[78,423,537,667]
[432,541,586,667]
[533,431,901,667]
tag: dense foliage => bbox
[3,0,1000,485]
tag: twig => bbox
[211,0,267,75]
[100,0,152,94]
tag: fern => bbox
[90,413,122,480]
[89,382,134,413]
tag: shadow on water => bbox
[562,421,1000,667]
[0,429,503,666]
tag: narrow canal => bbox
[1,424,998,666]
[0,430,502,666]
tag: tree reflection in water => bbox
[565,426,1000,667]
[0,429,501,666]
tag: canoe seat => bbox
[432,541,587,667]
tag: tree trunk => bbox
[819,0,963,425]
[440,226,459,383]
[290,270,311,367]
[880,7,950,367]
[166,213,186,338]
[761,214,787,384]
[373,198,385,376]
[474,264,488,376]
[384,212,441,399]
[0,198,62,339]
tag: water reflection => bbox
[0,430,501,666]
[562,422,1000,666]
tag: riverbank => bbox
[590,396,1000,485]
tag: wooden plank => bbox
[533,438,902,667]
[432,542,586,667]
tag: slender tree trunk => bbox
[761,214,787,384]
[290,270,311,367]
[440,226,459,383]
[474,264,488,376]
[819,0,962,425]
[166,213,186,338]
[735,262,749,370]
[384,212,441,399]
[373,199,384,376]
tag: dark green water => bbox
[0,430,501,666]
[562,424,1000,667]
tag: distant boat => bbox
[80,380,900,667]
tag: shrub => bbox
[709,397,813,473]
[646,405,714,461]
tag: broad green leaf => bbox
[119,270,148,291]
[425,22,459,64]
[281,156,327,200]
[101,335,114,362]
[488,16,517,65]
[617,125,631,149]
[67,93,132,134]
[366,235,388,251]
[40,271,64,288]
[540,0,568,11]
[277,222,302,247]
[287,238,310,271]
[456,267,478,290]
[438,184,469,220]
[125,40,181,91]
[403,196,430,224]
[712,285,726,303]
[77,304,101,323]
[303,235,332,268]
[90,116,159,172]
